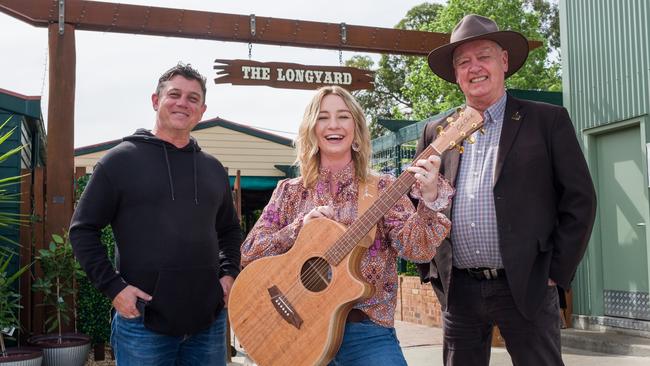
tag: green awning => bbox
[229,176,283,191]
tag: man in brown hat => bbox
[415,14,597,365]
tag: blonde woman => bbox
[241,86,453,365]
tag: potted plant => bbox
[0,254,41,366]
[0,115,41,365]
[29,233,90,366]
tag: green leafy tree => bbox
[75,174,115,347]
[404,0,561,119]
[525,0,560,53]
[346,3,444,138]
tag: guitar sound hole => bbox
[300,257,332,292]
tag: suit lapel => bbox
[494,96,524,184]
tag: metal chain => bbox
[339,50,343,66]
[248,42,253,60]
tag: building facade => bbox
[561,0,650,331]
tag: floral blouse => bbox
[241,163,453,327]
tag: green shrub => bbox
[397,259,419,276]
[74,175,115,345]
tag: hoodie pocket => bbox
[143,266,223,336]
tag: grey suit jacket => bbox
[415,94,597,320]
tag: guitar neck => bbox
[324,144,441,265]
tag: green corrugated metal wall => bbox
[561,0,650,317]
[561,0,649,128]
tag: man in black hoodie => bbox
[70,63,242,365]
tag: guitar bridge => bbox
[268,285,303,329]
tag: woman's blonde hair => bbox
[294,86,371,188]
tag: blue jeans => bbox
[328,320,407,366]
[111,309,227,366]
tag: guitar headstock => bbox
[431,106,484,154]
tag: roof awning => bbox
[229,176,282,191]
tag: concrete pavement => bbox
[396,321,650,365]
[228,320,650,365]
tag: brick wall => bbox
[395,275,442,327]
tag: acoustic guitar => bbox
[229,106,483,366]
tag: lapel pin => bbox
[512,111,521,121]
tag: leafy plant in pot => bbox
[0,115,42,365]
[29,233,90,366]
[0,255,41,366]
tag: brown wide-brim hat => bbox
[427,14,530,83]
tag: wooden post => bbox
[32,167,45,334]
[226,170,243,362]
[19,169,32,339]
[45,23,76,246]
[234,170,242,221]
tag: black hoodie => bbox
[70,129,242,336]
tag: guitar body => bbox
[229,217,374,366]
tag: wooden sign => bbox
[214,59,375,91]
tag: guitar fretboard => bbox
[323,144,440,265]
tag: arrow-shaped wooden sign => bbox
[214,59,375,91]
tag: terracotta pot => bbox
[0,347,43,366]
[27,333,90,366]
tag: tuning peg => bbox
[456,145,465,154]
[466,135,476,144]
[479,128,486,135]
[446,117,454,123]
[436,125,445,136]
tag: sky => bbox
[0,0,442,148]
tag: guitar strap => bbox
[356,173,380,248]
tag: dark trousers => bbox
[442,268,564,366]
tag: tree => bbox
[346,3,444,138]
[525,0,560,53]
[402,0,561,119]
[351,0,561,125]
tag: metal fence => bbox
[371,143,417,177]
